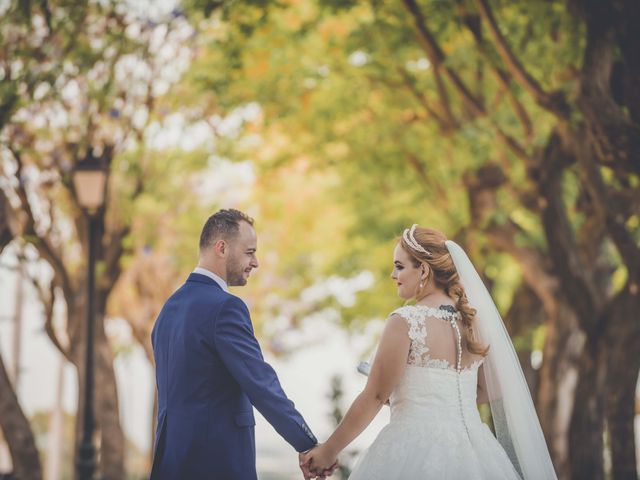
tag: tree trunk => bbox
[0,352,42,480]
[502,283,544,396]
[0,184,42,479]
[534,129,612,480]
[70,314,88,480]
[95,322,125,480]
[45,357,65,480]
[463,161,587,477]
[11,262,24,388]
[70,306,125,480]
[536,301,582,480]
[568,336,607,480]
[576,2,640,473]
[0,191,14,251]
[605,288,640,480]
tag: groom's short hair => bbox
[199,209,255,250]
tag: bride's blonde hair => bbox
[399,226,488,356]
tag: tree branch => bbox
[18,255,72,362]
[463,163,559,314]
[433,65,458,129]
[42,283,73,363]
[402,0,485,117]
[395,67,448,129]
[536,131,604,329]
[403,149,447,198]
[102,225,130,290]
[458,6,533,142]
[0,189,16,252]
[570,129,640,283]
[576,1,640,175]
[402,0,533,164]
[473,0,570,118]
[486,221,559,314]
[487,116,531,162]
[102,172,143,292]
[8,145,74,300]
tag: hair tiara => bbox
[402,224,432,256]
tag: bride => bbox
[301,225,557,480]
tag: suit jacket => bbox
[150,273,317,480]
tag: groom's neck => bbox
[197,259,227,283]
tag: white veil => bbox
[445,240,557,480]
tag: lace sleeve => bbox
[391,306,428,365]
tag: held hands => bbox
[299,444,338,479]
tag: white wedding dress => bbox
[349,304,522,480]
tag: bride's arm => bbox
[477,364,489,405]
[304,314,410,470]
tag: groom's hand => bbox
[299,450,315,480]
[303,443,339,478]
[299,448,337,479]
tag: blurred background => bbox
[0,0,638,479]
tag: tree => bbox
[0,190,42,480]
[1,1,197,477]
[185,1,639,478]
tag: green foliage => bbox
[180,0,583,327]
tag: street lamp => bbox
[73,157,107,480]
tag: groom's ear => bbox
[213,239,227,257]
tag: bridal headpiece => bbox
[402,224,432,256]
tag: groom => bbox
[150,209,323,479]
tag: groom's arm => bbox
[213,295,317,453]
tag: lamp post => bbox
[72,157,107,480]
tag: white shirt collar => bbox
[193,267,229,292]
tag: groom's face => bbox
[226,221,259,287]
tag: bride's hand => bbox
[305,443,338,478]
[299,449,336,480]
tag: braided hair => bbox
[399,226,488,356]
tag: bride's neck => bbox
[415,289,454,307]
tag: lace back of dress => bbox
[395,305,483,372]
[393,305,482,443]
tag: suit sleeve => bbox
[214,295,317,452]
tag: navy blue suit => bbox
[150,273,317,480]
